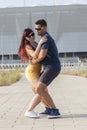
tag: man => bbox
[31,19,61,119]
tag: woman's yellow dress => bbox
[25,63,41,80]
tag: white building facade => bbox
[0,4,87,63]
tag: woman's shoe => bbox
[24,110,40,118]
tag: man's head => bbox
[35,19,47,36]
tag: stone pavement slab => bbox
[0,74,87,130]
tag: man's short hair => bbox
[35,19,47,27]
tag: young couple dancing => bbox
[18,19,61,119]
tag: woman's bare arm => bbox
[33,37,47,59]
[25,37,47,59]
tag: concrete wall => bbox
[0,5,87,56]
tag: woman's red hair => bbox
[18,28,34,62]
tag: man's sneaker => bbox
[48,108,61,119]
[24,110,40,118]
[40,107,51,115]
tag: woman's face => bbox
[25,32,35,43]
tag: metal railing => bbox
[61,62,87,71]
[0,62,87,70]
[0,63,27,70]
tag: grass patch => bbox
[0,69,21,86]
[61,70,87,78]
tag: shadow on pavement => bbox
[61,114,87,119]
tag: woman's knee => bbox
[36,82,47,95]
[35,86,41,94]
[32,86,36,93]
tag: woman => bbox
[18,28,48,118]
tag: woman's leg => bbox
[27,79,49,111]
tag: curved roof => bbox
[0,0,87,8]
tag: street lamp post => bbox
[1,26,4,64]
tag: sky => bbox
[0,0,87,8]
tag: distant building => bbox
[0,4,87,63]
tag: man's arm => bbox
[32,49,48,64]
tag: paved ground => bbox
[0,73,87,130]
